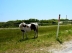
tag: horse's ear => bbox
[22,22,26,25]
[23,22,24,23]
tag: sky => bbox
[0,0,72,22]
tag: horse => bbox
[19,22,38,39]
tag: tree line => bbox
[0,18,72,28]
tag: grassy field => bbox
[0,25,72,53]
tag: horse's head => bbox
[22,22,27,27]
[19,22,26,28]
[22,22,26,25]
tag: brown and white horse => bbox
[19,22,38,39]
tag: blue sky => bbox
[0,0,72,22]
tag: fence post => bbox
[56,14,60,39]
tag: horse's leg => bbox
[36,27,38,38]
[25,32,28,39]
[32,29,36,38]
[34,30,38,38]
[36,30,38,38]
[22,32,24,40]
[34,31,36,38]
[33,27,38,38]
[35,27,38,38]
[21,30,25,40]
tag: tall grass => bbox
[0,25,72,53]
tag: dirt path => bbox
[26,40,72,53]
[50,40,72,53]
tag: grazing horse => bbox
[19,22,38,39]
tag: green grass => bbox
[0,25,72,53]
